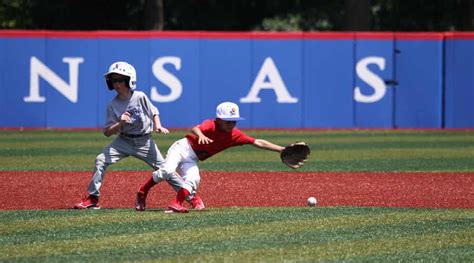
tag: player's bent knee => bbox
[152,169,166,183]
[156,165,175,179]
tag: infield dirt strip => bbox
[1,171,473,210]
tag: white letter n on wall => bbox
[24,56,84,103]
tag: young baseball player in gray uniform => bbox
[74,61,182,209]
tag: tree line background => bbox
[1,0,473,31]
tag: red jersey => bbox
[185,119,256,161]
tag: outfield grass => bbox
[1,129,473,171]
[0,129,473,262]
[0,207,473,262]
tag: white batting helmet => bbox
[104,61,137,90]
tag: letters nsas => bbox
[24,56,388,104]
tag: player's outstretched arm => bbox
[253,139,285,153]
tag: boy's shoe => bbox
[135,191,147,211]
[189,196,205,210]
[74,195,100,209]
[167,200,189,213]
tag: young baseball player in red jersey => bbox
[135,101,285,212]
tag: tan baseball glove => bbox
[280,142,310,169]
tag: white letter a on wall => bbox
[240,57,298,103]
[24,56,84,103]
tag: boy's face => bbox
[215,118,237,132]
[108,73,129,93]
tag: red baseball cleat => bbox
[189,195,205,210]
[135,191,147,211]
[74,195,100,209]
[167,200,189,213]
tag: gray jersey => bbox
[86,90,184,198]
[105,91,158,135]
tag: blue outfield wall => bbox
[444,33,474,128]
[0,31,473,129]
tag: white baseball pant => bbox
[152,138,200,199]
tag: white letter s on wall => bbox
[354,56,387,103]
[151,56,183,103]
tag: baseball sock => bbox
[176,188,190,204]
[138,176,156,194]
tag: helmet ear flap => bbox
[129,78,136,89]
[126,76,134,89]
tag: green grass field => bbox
[1,129,473,262]
[1,129,473,172]
[1,207,472,262]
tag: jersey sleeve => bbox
[196,119,214,132]
[234,129,256,145]
[141,92,159,117]
[185,119,212,142]
[197,120,215,131]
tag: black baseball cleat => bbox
[135,192,147,211]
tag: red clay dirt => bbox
[1,171,473,210]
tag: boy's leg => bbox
[181,162,205,210]
[168,188,190,213]
[87,142,127,196]
[136,139,185,211]
[150,140,186,190]
[134,137,166,211]
[178,162,201,199]
[135,136,165,171]
[167,161,201,213]
[75,140,127,209]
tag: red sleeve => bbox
[233,129,256,145]
[185,119,214,147]
[196,119,215,133]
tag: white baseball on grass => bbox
[307,197,317,207]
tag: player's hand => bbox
[198,135,213,144]
[121,112,132,124]
[155,127,169,134]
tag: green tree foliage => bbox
[0,0,33,28]
[0,0,472,31]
